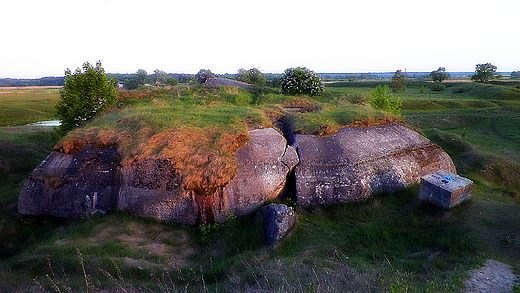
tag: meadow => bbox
[0,81,519,292]
[0,87,60,126]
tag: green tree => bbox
[429,67,449,83]
[367,85,402,117]
[165,76,179,86]
[124,78,139,90]
[196,69,215,84]
[391,70,406,92]
[153,69,178,86]
[237,68,267,87]
[279,67,324,96]
[56,61,118,131]
[136,69,149,85]
[471,63,497,83]
[177,74,195,84]
[270,77,282,88]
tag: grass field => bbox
[0,87,60,126]
[0,82,519,292]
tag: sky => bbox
[1,0,520,78]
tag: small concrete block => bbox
[262,203,295,246]
[418,171,472,209]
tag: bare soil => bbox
[464,259,518,293]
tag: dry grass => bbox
[56,122,250,196]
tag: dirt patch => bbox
[464,259,518,293]
[345,117,405,128]
[281,98,319,112]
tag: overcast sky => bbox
[2,0,519,78]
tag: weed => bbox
[198,222,224,244]
[500,236,514,247]
[367,85,403,117]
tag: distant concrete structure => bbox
[203,77,252,88]
[418,171,472,209]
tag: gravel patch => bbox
[464,259,518,293]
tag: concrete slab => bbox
[418,171,472,208]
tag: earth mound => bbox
[204,77,252,88]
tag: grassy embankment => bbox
[0,82,519,292]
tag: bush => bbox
[56,61,118,132]
[430,83,446,92]
[367,85,402,117]
[280,67,324,96]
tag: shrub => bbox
[430,83,446,92]
[280,67,324,96]
[367,85,402,117]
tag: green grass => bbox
[0,88,60,126]
[289,103,388,134]
[1,82,519,292]
[404,106,520,198]
[112,86,388,133]
[276,190,481,292]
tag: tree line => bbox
[0,76,64,87]
[2,62,512,89]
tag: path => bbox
[464,259,518,293]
